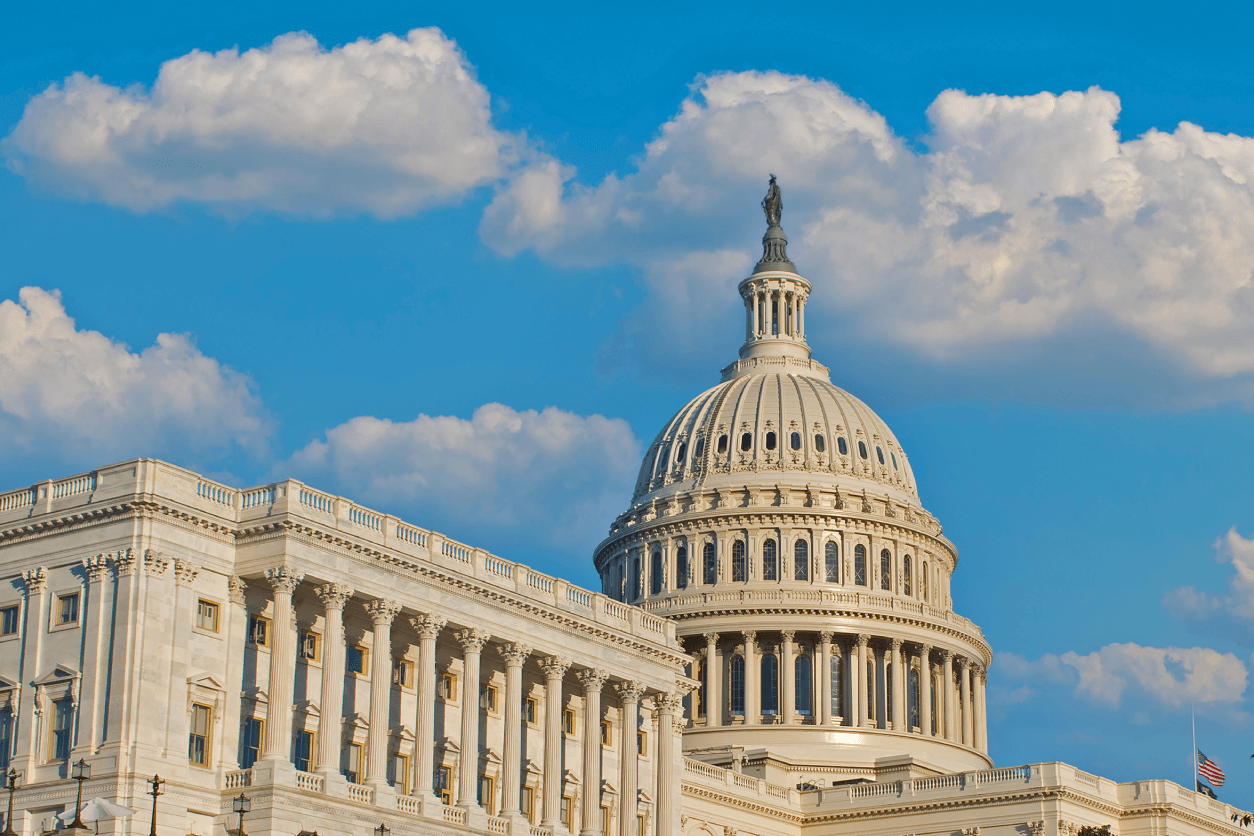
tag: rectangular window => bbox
[520,785,535,823]
[195,600,219,632]
[392,753,410,794]
[636,730,647,756]
[438,672,457,701]
[561,796,574,831]
[50,698,73,761]
[300,632,321,662]
[248,616,270,647]
[294,730,314,772]
[563,708,576,736]
[435,765,453,805]
[524,697,538,725]
[0,606,19,636]
[346,645,368,675]
[394,659,413,688]
[344,742,363,784]
[241,717,263,769]
[481,684,499,712]
[55,593,79,626]
[600,718,611,747]
[0,708,10,769]
[188,703,212,766]
[478,775,496,815]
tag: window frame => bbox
[702,542,716,585]
[824,541,839,583]
[248,615,271,648]
[0,604,20,639]
[562,707,577,737]
[241,716,264,769]
[299,631,322,663]
[854,545,867,587]
[50,696,74,762]
[394,658,414,689]
[194,598,220,634]
[438,671,458,702]
[600,718,612,748]
[524,696,539,726]
[188,702,213,768]
[762,538,778,581]
[294,729,315,772]
[51,591,80,630]
[880,549,892,591]
[794,539,809,581]
[345,742,365,785]
[481,683,500,714]
[346,644,370,677]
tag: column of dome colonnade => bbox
[591,177,992,777]
[237,565,692,836]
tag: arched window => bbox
[854,545,867,586]
[825,541,839,582]
[694,438,704,459]
[728,656,745,715]
[676,442,687,463]
[858,441,868,459]
[762,539,778,581]
[740,433,753,452]
[703,542,717,585]
[930,672,939,735]
[880,549,892,591]
[790,432,802,450]
[761,655,779,715]
[771,301,779,335]
[630,558,641,601]
[765,432,777,450]
[885,661,893,723]
[876,446,885,465]
[891,452,898,470]
[794,540,809,581]
[837,437,848,455]
[815,434,826,453]
[717,434,728,454]
[922,561,929,602]
[650,551,663,595]
[908,665,920,732]
[830,653,842,718]
[867,661,876,723]
[676,546,689,589]
[902,555,912,596]
[732,541,747,582]
[795,655,812,715]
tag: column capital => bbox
[856,633,870,648]
[615,680,646,705]
[173,557,199,587]
[22,567,47,593]
[742,630,757,641]
[956,656,971,671]
[655,692,685,714]
[780,630,796,641]
[143,549,170,576]
[940,649,954,662]
[454,627,491,651]
[702,631,720,642]
[265,566,304,594]
[411,613,447,638]
[498,642,533,666]
[818,630,834,643]
[890,637,904,651]
[229,575,247,606]
[576,668,609,692]
[540,656,571,678]
[920,642,934,654]
[365,599,402,625]
[114,549,138,578]
[315,583,354,609]
[82,555,109,584]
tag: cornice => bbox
[681,781,802,824]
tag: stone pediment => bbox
[35,665,79,685]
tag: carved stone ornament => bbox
[498,643,533,666]
[365,599,402,626]
[411,613,447,639]
[114,549,138,577]
[228,575,247,606]
[22,567,47,593]
[455,627,491,652]
[1027,822,1046,836]
[143,549,170,576]
[614,680,646,705]
[963,828,980,836]
[265,566,303,594]
[724,826,737,836]
[540,656,571,679]
[315,583,354,610]
[82,555,109,584]
[173,557,199,587]
[575,668,609,692]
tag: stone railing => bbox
[487,817,509,834]
[294,771,324,793]
[223,770,251,789]
[682,758,795,806]
[347,783,373,804]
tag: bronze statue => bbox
[762,174,782,227]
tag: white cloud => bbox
[1164,527,1254,626]
[481,71,1254,392]
[3,29,539,218]
[282,403,641,561]
[0,287,268,458]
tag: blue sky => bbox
[4,0,1254,809]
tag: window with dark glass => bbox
[676,546,688,589]
[188,703,211,766]
[876,446,885,465]
[740,433,752,452]
[922,561,929,602]
[825,542,839,582]
[694,438,704,459]
[830,654,842,718]
[903,555,912,596]
[695,660,706,718]
[761,655,779,715]
[650,551,663,595]
[630,559,641,601]
[676,442,687,462]
[795,656,812,715]
[866,662,876,722]
[703,543,717,585]
[729,657,745,714]
[0,708,10,769]
[0,606,18,636]
[732,541,747,582]
[435,763,453,805]
[717,434,728,454]
[248,615,269,647]
[347,743,365,787]
[815,434,826,453]
[241,717,263,768]
[790,432,802,450]
[891,452,898,470]
[294,730,314,772]
[55,593,79,626]
[858,441,868,459]
[346,645,367,675]
[854,545,867,586]
[762,539,778,581]
[51,697,73,760]
[765,432,776,450]
[880,549,892,591]
[771,301,779,334]
[794,540,809,581]
[908,666,920,731]
[837,437,848,455]
[885,662,893,722]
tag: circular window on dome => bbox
[765,432,777,450]
[837,437,847,455]
[676,442,687,462]
[876,446,885,465]
[790,432,801,450]
[858,441,868,459]
[717,434,728,454]
[815,434,826,453]
[740,433,752,452]
[891,452,898,470]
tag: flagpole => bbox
[1191,704,1197,790]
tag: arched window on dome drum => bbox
[732,541,747,582]
[741,433,753,452]
[876,446,885,465]
[866,660,876,723]
[880,549,892,591]
[891,452,898,470]
[795,655,812,715]
[930,673,940,735]
[854,545,867,586]
[794,540,809,581]
[650,551,663,595]
[858,441,868,459]
[703,542,717,585]
[771,300,779,335]
[790,432,801,450]
[630,558,641,602]
[695,659,705,718]
[825,541,839,582]
[907,665,920,732]
[885,661,893,724]
[830,653,842,718]
[762,539,778,581]
[922,561,929,602]
[676,546,689,590]
[717,434,728,454]
[729,656,745,715]
[694,438,704,459]
[902,555,912,596]
[765,432,777,451]
[676,442,687,463]
[815,434,826,453]
[761,654,779,715]
[837,436,848,456]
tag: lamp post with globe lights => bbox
[231,795,249,836]
[66,760,90,832]
[1,769,19,836]
[146,775,163,836]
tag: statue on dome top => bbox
[762,174,782,227]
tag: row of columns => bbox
[693,630,988,752]
[255,567,688,836]
[743,286,806,342]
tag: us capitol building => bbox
[0,182,1244,836]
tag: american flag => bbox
[1198,749,1226,787]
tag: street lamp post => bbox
[146,776,163,836]
[1,769,20,836]
[67,760,90,831]
[231,795,250,836]
[374,824,389,836]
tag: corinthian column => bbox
[975,664,988,752]
[742,631,758,723]
[818,632,833,726]
[781,630,796,724]
[540,657,571,829]
[412,614,446,803]
[941,650,955,740]
[365,599,401,789]
[263,567,303,760]
[576,669,609,836]
[615,682,646,836]
[499,643,532,819]
[654,693,684,836]
[314,584,354,778]
[455,629,491,810]
[919,644,933,738]
[890,638,905,731]
[856,635,869,728]
[959,657,973,746]
[702,632,720,728]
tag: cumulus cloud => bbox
[481,71,1254,398]
[3,29,540,217]
[999,642,1247,709]
[281,403,641,565]
[1164,527,1254,628]
[0,287,268,459]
